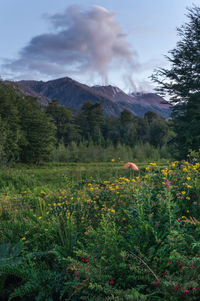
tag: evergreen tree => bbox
[101,116,120,146]
[119,110,137,146]
[0,83,56,164]
[0,84,22,162]
[18,96,56,164]
[0,116,7,165]
[171,93,200,157]
[46,99,80,145]
[144,111,159,125]
[77,102,104,143]
[149,119,169,147]
[152,5,200,157]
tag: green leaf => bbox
[0,243,22,266]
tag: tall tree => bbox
[119,110,137,146]
[0,116,7,165]
[0,84,22,162]
[171,93,200,156]
[152,5,200,157]
[18,96,56,164]
[77,102,104,143]
[46,100,80,145]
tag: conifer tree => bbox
[152,6,200,157]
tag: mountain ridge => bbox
[4,77,171,118]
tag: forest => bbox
[0,83,174,165]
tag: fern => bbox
[0,243,22,266]
[0,264,29,280]
[8,281,36,301]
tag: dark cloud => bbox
[3,5,139,82]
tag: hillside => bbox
[5,77,171,117]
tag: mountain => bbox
[4,80,49,106]
[17,77,121,116]
[8,77,171,117]
[92,85,171,118]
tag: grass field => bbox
[0,156,200,300]
[0,160,168,194]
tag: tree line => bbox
[0,83,173,164]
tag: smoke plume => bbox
[3,5,139,82]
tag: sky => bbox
[0,0,199,93]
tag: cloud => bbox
[3,5,139,82]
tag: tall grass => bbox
[0,163,141,194]
[0,153,200,300]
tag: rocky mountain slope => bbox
[17,77,121,116]
[7,77,171,117]
[92,85,171,117]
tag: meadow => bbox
[0,153,200,300]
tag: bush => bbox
[0,150,199,299]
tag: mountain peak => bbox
[5,76,171,118]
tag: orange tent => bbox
[123,162,139,170]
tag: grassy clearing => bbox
[0,160,168,193]
[0,156,200,300]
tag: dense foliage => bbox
[0,152,200,300]
[152,5,200,158]
[0,83,56,164]
[46,100,172,152]
[0,83,172,165]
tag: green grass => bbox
[0,161,168,194]
[0,156,200,300]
